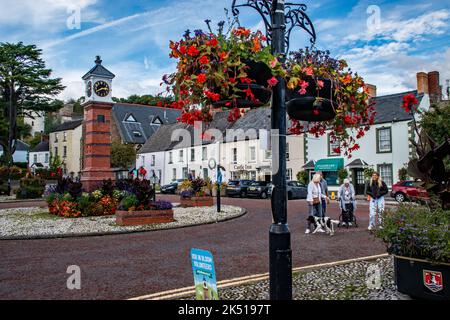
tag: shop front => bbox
[314,158,344,191]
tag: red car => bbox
[391,180,429,203]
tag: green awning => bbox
[315,158,344,172]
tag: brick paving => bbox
[0,195,386,300]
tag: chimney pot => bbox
[428,71,441,103]
[417,72,429,94]
[365,84,377,98]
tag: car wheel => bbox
[261,191,268,199]
[288,192,292,200]
[240,191,246,198]
[395,192,406,203]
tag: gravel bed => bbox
[0,205,244,239]
[184,257,411,300]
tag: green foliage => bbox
[0,42,65,163]
[111,140,136,169]
[25,132,43,149]
[49,154,62,172]
[112,94,173,106]
[375,204,450,263]
[398,167,409,182]
[119,194,139,211]
[421,101,450,145]
[338,168,349,184]
[364,167,375,180]
[296,171,309,184]
[15,174,46,199]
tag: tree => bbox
[0,42,65,191]
[112,94,173,106]
[296,170,309,184]
[111,140,136,169]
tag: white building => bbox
[303,71,438,194]
[137,108,306,185]
[24,111,45,136]
[28,140,50,169]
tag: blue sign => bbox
[217,168,222,185]
[190,248,219,300]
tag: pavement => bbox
[0,195,387,300]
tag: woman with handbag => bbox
[305,173,327,234]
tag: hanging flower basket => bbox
[162,21,285,124]
[286,48,376,156]
[286,77,336,121]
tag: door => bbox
[354,169,365,195]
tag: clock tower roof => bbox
[82,56,115,80]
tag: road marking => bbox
[128,253,388,300]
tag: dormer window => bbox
[132,130,142,137]
[124,114,137,122]
[152,116,162,125]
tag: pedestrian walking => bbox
[305,173,328,234]
[317,171,329,216]
[338,179,357,226]
[365,172,388,230]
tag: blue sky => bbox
[0,0,449,100]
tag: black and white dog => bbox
[307,216,340,236]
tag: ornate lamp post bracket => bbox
[231,0,316,54]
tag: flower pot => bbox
[115,209,175,226]
[286,78,336,121]
[393,255,450,300]
[213,84,271,109]
[180,196,214,207]
[241,59,273,87]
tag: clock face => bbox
[93,80,110,97]
[86,81,92,97]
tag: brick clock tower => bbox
[80,56,115,191]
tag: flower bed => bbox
[180,196,214,207]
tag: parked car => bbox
[225,180,254,198]
[268,181,307,200]
[391,180,429,203]
[247,181,272,199]
[160,179,185,194]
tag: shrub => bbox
[151,200,173,210]
[119,194,139,211]
[15,174,46,199]
[296,171,309,185]
[375,204,450,263]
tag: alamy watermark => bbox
[66,265,81,290]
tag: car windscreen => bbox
[251,182,267,186]
[228,181,239,186]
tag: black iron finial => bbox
[95,56,102,65]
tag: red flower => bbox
[313,109,320,116]
[199,55,209,65]
[197,74,207,84]
[188,45,200,56]
[333,147,341,154]
[402,93,419,113]
[207,38,218,47]
[267,76,278,88]
[179,46,187,55]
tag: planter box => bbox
[116,209,174,226]
[180,196,214,207]
[394,255,450,300]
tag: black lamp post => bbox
[231,0,316,300]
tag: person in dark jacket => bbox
[365,171,388,230]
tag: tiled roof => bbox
[82,57,115,80]
[51,119,83,132]
[30,141,49,153]
[112,103,181,144]
[0,140,29,152]
[372,90,423,124]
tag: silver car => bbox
[268,180,307,200]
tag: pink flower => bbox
[298,88,307,95]
[317,80,324,89]
[298,79,309,94]
[267,76,278,88]
[303,66,314,76]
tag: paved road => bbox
[0,195,386,300]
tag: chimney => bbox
[428,71,441,104]
[416,72,429,94]
[41,134,49,143]
[365,84,377,98]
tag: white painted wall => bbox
[28,151,50,168]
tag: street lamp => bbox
[231,0,316,300]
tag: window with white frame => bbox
[168,152,173,164]
[377,127,392,153]
[203,168,208,179]
[328,134,341,156]
[249,146,256,162]
[33,154,37,163]
[190,148,195,162]
[232,148,237,163]
[172,168,177,180]
[265,150,271,160]
[202,147,207,161]
[45,153,49,163]
[179,150,184,162]
[286,168,293,180]
[151,155,155,166]
[378,164,393,187]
